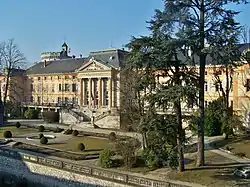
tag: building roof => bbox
[89,48,129,68]
[26,48,129,75]
[26,58,87,75]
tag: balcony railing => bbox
[21,101,79,108]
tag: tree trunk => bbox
[197,0,205,167]
[174,101,184,172]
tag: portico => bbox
[77,58,118,109]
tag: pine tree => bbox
[150,0,247,166]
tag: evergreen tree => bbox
[150,0,247,166]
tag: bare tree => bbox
[0,39,26,108]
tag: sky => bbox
[0,0,249,66]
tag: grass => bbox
[0,125,38,137]
[166,151,247,187]
[211,135,250,158]
[48,136,113,154]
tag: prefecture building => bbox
[2,42,250,129]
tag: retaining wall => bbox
[0,147,194,187]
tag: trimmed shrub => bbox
[42,111,59,123]
[24,109,39,119]
[99,149,115,168]
[3,131,12,138]
[15,122,21,128]
[39,133,44,139]
[53,127,64,133]
[65,129,73,135]
[38,125,45,132]
[108,132,116,141]
[78,143,85,151]
[40,136,48,144]
[72,130,79,136]
[235,152,246,158]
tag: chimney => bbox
[80,54,82,58]
[44,60,47,68]
[72,55,76,59]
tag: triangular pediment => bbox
[76,58,111,72]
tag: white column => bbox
[102,79,105,106]
[81,79,84,106]
[98,78,102,108]
[88,78,92,108]
[112,78,115,107]
[108,78,112,108]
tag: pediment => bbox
[77,58,111,72]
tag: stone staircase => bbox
[62,106,120,129]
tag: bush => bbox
[40,136,48,144]
[42,111,59,123]
[235,152,246,158]
[3,131,12,138]
[99,149,115,168]
[115,138,140,168]
[64,129,73,135]
[72,130,79,136]
[78,143,85,151]
[3,116,7,123]
[38,125,45,132]
[39,133,44,139]
[24,109,39,119]
[108,132,116,141]
[53,127,64,133]
[15,122,21,128]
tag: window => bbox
[57,97,61,103]
[30,84,33,91]
[65,75,69,80]
[215,84,219,92]
[64,84,70,91]
[51,76,53,80]
[44,77,47,80]
[72,84,77,92]
[51,84,54,92]
[205,71,207,75]
[246,79,250,92]
[59,84,62,91]
[65,97,69,103]
[205,82,208,92]
[58,76,61,80]
[205,101,208,106]
[38,77,41,81]
[72,76,76,80]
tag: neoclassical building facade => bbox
[2,42,250,129]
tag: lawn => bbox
[211,135,250,158]
[166,151,247,187]
[0,125,38,137]
[48,136,113,154]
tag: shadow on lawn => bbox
[186,162,250,171]
[211,135,250,149]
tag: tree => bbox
[0,39,26,109]
[152,0,248,166]
[126,23,198,172]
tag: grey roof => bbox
[89,48,129,68]
[25,48,129,75]
[26,58,87,75]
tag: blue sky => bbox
[0,1,249,65]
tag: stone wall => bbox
[0,147,195,187]
[60,110,78,124]
[95,115,120,129]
